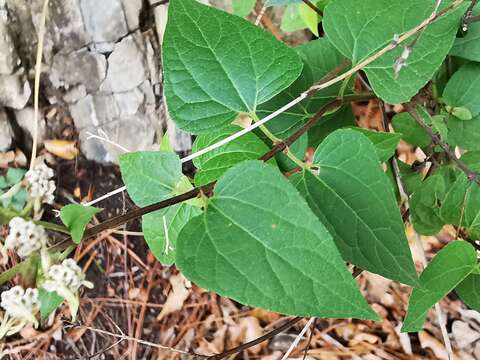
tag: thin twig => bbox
[280,318,315,360]
[69,323,205,358]
[463,0,478,29]
[30,0,49,168]
[404,104,479,184]
[254,3,267,26]
[381,102,454,360]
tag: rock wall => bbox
[0,0,192,162]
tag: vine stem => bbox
[83,0,465,207]
[52,93,374,249]
[380,103,453,360]
[30,0,49,169]
[404,104,480,184]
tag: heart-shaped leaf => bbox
[291,129,418,285]
[163,0,303,134]
[177,160,378,320]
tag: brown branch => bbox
[404,103,480,185]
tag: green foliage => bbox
[163,0,303,134]
[291,130,418,285]
[56,0,480,327]
[392,112,431,147]
[443,63,480,118]
[402,241,477,332]
[450,7,480,62]
[324,0,467,104]
[60,205,102,244]
[0,168,27,211]
[120,152,202,265]
[350,128,402,162]
[177,161,378,320]
[39,288,64,320]
[192,125,271,186]
[232,0,256,17]
[456,274,480,311]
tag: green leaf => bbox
[192,125,271,186]
[281,4,306,33]
[392,112,431,148]
[257,38,346,143]
[177,160,378,320]
[143,204,202,265]
[232,0,256,17]
[60,205,102,244]
[159,132,173,152]
[308,105,355,148]
[0,207,20,225]
[402,241,477,332]
[120,152,183,207]
[324,0,467,104]
[456,274,480,311]
[267,0,303,5]
[447,114,480,150]
[291,129,418,285]
[443,63,480,118]
[350,128,402,162]
[119,152,201,264]
[450,6,480,62]
[163,0,303,134]
[299,3,321,36]
[6,168,26,186]
[39,288,64,320]
[410,167,458,235]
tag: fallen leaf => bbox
[419,331,449,360]
[157,273,191,320]
[240,316,264,354]
[452,321,480,349]
[44,139,79,160]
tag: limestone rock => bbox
[0,108,13,151]
[0,72,31,109]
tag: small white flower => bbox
[5,217,47,257]
[42,259,93,320]
[0,286,40,338]
[25,162,56,205]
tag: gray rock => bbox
[103,32,148,93]
[121,0,143,31]
[0,108,13,151]
[50,49,107,92]
[0,9,19,75]
[0,72,31,109]
[80,0,128,52]
[79,114,156,163]
[15,107,46,144]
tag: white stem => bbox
[30,0,49,170]
[280,317,315,360]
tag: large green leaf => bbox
[192,125,271,186]
[177,160,378,320]
[402,241,477,332]
[443,63,480,118]
[163,0,303,134]
[456,274,480,311]
[39,288,64,320]
[291,129,418,285]
[119,152,201,264]
[324,0,467,104]
[308,105,355,148]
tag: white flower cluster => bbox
[25,161,56,204]
[43,259,93,294]
[0,286,40,337]
[4,217,47,257]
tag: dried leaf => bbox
[157,273,191,320]
[44,139,79,160]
